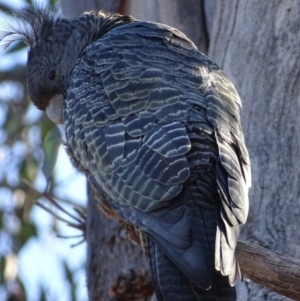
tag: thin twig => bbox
[22,178,83,223]
[22,178,87,244]
[35,200,82,227]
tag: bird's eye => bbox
[48,70,56,81]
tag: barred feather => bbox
[64,19,250,298]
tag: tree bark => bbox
[209,1,300,300]
[85,187,151,301]
[61,0,121,19]
[237,241,300,301]
[203,0,217,40]
[122,0,208,53]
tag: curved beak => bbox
[46,94,64,124]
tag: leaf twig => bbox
[22,178,87,244]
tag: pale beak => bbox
[46,94,64,124]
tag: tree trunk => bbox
[61,0,121,19]
[209,1,300,300]
[122,0,208,53]
[85,187,152,301]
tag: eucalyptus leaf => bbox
[39,289,47,301]
[20,157,39,182]
[0,3,12,13]
[42,126,61,180]
[63,261,77,301]
[17,221,37,249]
[6,41,27,54]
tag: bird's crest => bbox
[0,5,56,50]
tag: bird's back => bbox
[64,19,250,301]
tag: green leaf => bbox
[17,221,37,249]
[20,157,39,182]
[40,116,56,140]
[0,256,4,283]
[49,0,58,8]
[4,115,21,140]
[0,210,3,228]
[24,0,33,5]
[63,261,77,301]
[6,41,27,54]
[42,126,61,180]
[39,289,47,301]
[25,0,58,7]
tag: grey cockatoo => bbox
[2,6,251,301]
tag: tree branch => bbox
[237,241,300,301]
[0,65,26,85]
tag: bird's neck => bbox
[72,11,135,44]
[60,11,134,87]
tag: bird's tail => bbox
[149,239,236,301]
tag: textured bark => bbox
[85,187,150,301]
[209,1,300,300]
[237,241,300,301]
[123,0,208,53]
[203,0,217,40]
[61,0,121,18]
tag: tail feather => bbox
[191,272,236,301]
[215,214,240,285]
[149,239,199,301]
[149,239,236,301]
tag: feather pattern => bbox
[63,19,250,299]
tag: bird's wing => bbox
[64,20,250,288]
[205,69,251,283]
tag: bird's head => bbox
[26,14,74,124]
[1,6,135,123]
[1,6,80,124]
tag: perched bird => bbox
[2,6,251,301]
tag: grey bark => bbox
[61,0,121,18]
[209,1,300,300]
[123,0,208,53]
[236,241,300,301]
[85,187,149,301]
[203,0,217,39]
